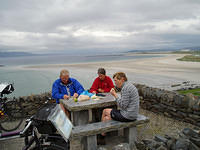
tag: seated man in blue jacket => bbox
[52,69,84,103]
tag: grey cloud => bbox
[0,0,200,53]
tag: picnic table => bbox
[60,93,117,126]
[60,93,149,150]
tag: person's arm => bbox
[115,87,130,109]
[74,79,84,95]
[52,82,65,100]
[110,88,118,98]
[89,78,99,93]
[103,77,114,92]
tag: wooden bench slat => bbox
[71,114,149,138]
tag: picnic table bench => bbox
[70,114,149,150]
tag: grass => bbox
[177,54,200,62]
[177,88,200,96]
[173,50,200,54]
[173,50,200,62]
[137,109,198,142]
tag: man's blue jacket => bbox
[52,78,84,103]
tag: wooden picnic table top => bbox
[61,93,117,112]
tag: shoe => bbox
[97,134,106,145]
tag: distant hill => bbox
[0,51,37,57]
[184,46,200,51]
[126,49,177,53]
[126,46,200,53]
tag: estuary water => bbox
[0,53,161,98]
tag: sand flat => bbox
[25,54,200,90]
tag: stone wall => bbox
[11,83,200,126]
[15,92,52,116]
[134,84,200,126]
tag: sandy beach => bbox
[26,53,200,90]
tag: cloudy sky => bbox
[0,0,200,54]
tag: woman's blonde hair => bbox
[113,72,127,81]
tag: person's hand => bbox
[98,88,104,93]
[110,88,118,98]
[73,93,78,98]
[63,95,70,99]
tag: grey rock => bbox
[178,132,188,139]
[188,140,200,150]
[157,145,167,150]
[159,104,167,109]
[112,143,131,150]
[167,106,177,112]
[142,139,153,145]
[154,135,168,144]
[164,112,172,117]
[182,128,200,138]
[184,117,196,124]
[177,111,187,118]
[171,84,181,87]
[164,134,173,140]
[187,93,198,108]
[174,138,200,150]
[175,138,190,150]
[190,137,200,147]
[135,142,147,150]
[146,140,164,150]
[98,147,108,150]
[195,122,200,126]
[188,114,200,120]
[174,95,188,108]
[193,111,200,115]
[166,138,176,150]
[152,104,162,111]
[192,103,200,111]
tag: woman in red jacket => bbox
[90,68,114,93]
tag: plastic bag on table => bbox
[80,90,95,97]
[48,104,73,142]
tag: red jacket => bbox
[90,76,114,93]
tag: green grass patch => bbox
[177,55,200,62]
[177,88,200,96]
[173,50,200,55]
[173,51,192,54]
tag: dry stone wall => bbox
[134,84,200,126]
[16,92,52,116]
[11,83,200,126]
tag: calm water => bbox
[0,53,161,97]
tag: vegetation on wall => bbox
[177,88,200,96]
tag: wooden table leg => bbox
[88,109,93,123]
[72,110,89,126]
[124,127,137,149]
[71,110,89,150]
[87,135,97,150]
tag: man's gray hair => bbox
[60,69,69,77]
